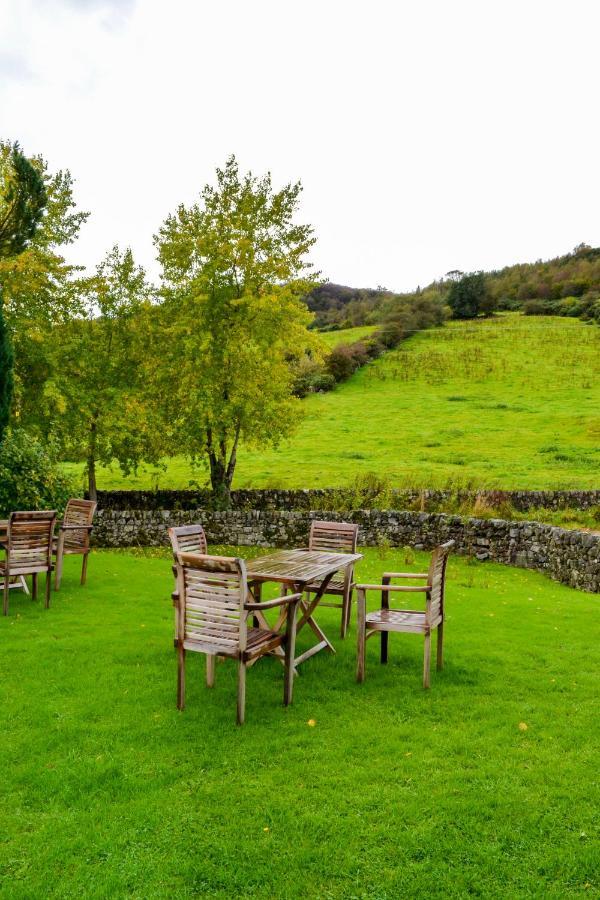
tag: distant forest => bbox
[306,243,600,328]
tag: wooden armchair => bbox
[304,520,359,638]
[1,511,56,615]
[53,499,97,589]
[174,552,302,725]
[356,541,454,688]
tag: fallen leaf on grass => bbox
[518,722,528,731]
[307,719,316,727]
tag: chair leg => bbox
[356,589,366,683]
[54,547,64,590]
[423,632,431,689]
[177,646,186,710]
[20,576,30,596]
[206,654,216,687]
[32,573,38,601]
[3,575,8,616]
[436,622,444,671]
[283,601,298,706]
[237,661,247,725]
[81,552,89,586]
[346,591,353,636]
[341,586,352,639]
[380,631,389,664]
[45,570,51,609]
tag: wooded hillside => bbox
[307,244,600,328]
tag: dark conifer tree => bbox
[0,143,47,443]
[0,144,46,258]
[0,289,13,443]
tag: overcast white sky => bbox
[1,0,599,291]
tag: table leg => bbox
[247,570,338,669]
[245,582,287,669]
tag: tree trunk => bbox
[87,455,97,502]
[87,413,98,502]
[208,452,232,509]
[206,425,240,509]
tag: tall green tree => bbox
[153,155,320,505]
[447,271,495,319]
[34,246,162,500]
[0,142,88,436]
[0,142,48,443]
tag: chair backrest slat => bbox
[309,520,358,554]
[177,553,247,654]
[9,511,56,566]
[63,499,96,549]
[169,524,208,557]
[427,541,454,623]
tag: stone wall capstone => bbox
[92,507,600,594]
[94,488,600,512]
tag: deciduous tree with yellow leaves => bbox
[152,155,321,505]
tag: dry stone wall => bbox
[95,488,600,512]
[93,507,600,594]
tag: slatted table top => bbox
[247,548,363,586]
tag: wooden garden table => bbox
[246,548,363,668]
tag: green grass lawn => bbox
[1,548,598,898]
[62,314,600,492]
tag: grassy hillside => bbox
[63,314,600,491]
[318,325,378,347]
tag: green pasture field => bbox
[317,325,378,347]
[62,314,600,491]
[0,548,598,898]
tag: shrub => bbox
[556,296,584,317]
[326,343,363,382]
[497,295,521,311]
[523,299,551,316]
[292,354,324,398]
[0,429,75,517]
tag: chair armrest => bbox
[383,572,429,579]
[245,593,302,611]
[355,583,432,593]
